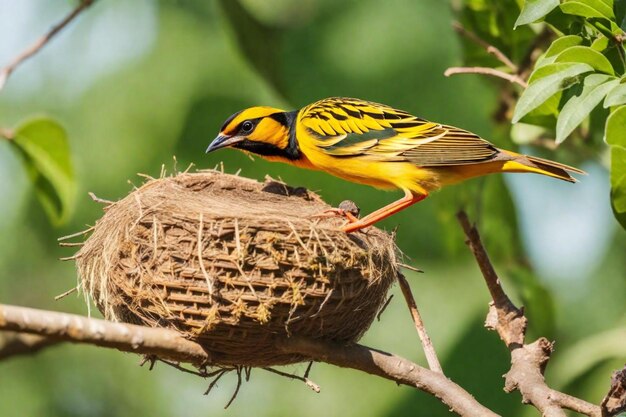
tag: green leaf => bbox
[585,0,616,17]
[543,6,580,34]
[556,74,619,142]
[514,63,594,123]
[515,0,559,27]
[535,35,583,68]
[604,104,626,145]
[528,61,591,83]
[590,35,610,51]
[525,90,564,121]
[611,146,626,228]
[554,45,616,74]
[604,80,626,106]
[560,0,614,18]
[606,105,626,228]
[616,0,626,30]
[10,117,75,225]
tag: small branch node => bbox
[602,366,626,417]
[452,22,519,71]
[88,192,114,205]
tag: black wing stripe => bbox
[301,97,502,167]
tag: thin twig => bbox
[58,241,84,247]
[399,263,423,273]
[0,0,96,91]
[57,226,95,241]
[88,192,114,205]
[456,211,524,347]
[224,368,243,409]
[396,273,443,374]
[456,212,511,306]
[158,358,208,378]
[376,294,394,321]
[452,22,518,71]
[262,367,321,393]
[139,354,157,370]
[444,67,528,88]
[304,361,313,379]
[54,286,77,301]
[204,369,228,395]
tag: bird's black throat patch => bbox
[232,139,299,160]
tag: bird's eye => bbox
[241,121,254,133]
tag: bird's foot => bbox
[311,200,361,223]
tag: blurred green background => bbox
[0,1,624,416]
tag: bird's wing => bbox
[298,97,499,166]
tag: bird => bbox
[207,97,584,233]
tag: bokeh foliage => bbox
[0,1,624,416]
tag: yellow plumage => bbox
[207,97,584,232]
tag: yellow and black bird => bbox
[207,97,583,233]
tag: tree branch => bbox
[457,210,602,417]
[602,366,626,417]
[0,303,497,416]
[0,331,60,360]
[452,22,518,71]
[0,0,95,91]
[275,337,499,417]
[444,67,528,88]
[0,213,616,417]
[0,304,211,365]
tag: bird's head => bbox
[207,106,300,160]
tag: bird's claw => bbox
[317,208,359,223]
[311,200,361,224]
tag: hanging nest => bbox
[73,171,398,367]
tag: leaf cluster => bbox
[458,0,626,229]
[517,0,626,228]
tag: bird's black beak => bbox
[206,134,242,153]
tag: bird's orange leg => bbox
[342,190,427,233]
[318,208,360,223]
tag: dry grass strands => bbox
[74,171,398,367]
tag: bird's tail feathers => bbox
[500,150,585,183]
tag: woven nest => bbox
[74,171,398,367]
